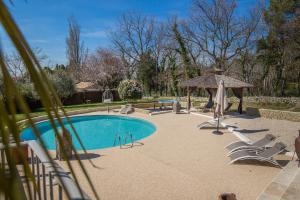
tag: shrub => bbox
[18,82,39,102]
[49,70,75,100]
[118,80,142,100]
[0,75,38,101]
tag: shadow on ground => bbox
[71,153,101,160]
[235,128,269,134]
[233,159,290,168]
[225,112,259,120]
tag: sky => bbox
[0,0,263,66]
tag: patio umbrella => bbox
[214,80,228,117]
[213,80,228,134]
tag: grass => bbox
[15,97,300,122]
[15,99,155,122]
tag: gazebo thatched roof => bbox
[75,82,101,91]
[179,74,253,89]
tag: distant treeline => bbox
[3,0,300,100]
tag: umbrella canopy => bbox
[214,80,228,117]
[179,74,253,88]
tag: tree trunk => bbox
[280,78,286,96]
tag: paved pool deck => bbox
[58,111,287,200]
[223,113,300,152]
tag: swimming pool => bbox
[21,115,156,150]
[158,99,177,103]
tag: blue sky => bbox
[1,0,263,65]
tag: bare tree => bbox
[185,0,263,71]
[164,47,181,96]
[5,52,25,79]
[5,48,47,81]
[66,16,86,81]
[110,13,155,77]
[152,22,168,93]
[81,48,125,89]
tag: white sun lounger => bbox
[228,142,286,168]
[120,104,134,114]
[197,118,226,129]
[225,134,276,155]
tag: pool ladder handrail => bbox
[113,133,135,148]
[113,134,122,148]
[124,133,134,147]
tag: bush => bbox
[49,70,75,100]
[118,80,142,100]
[18,83,39,102]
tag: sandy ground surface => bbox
[59,111,282,200]
[224,113,300,151]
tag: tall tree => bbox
[137,52,157,95]
[258,0,300,96]
[110,13,155,78]
[81,48,125,89]
[185,0,263,71]
[5,48,47,81]
[172,20,197,109]
[66,17,86,81]
[172,21,195,80]
[166,50,181,96]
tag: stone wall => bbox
[246,107,300,122]
[190,96,300,104]
[133,102,173,109]
[243,96,300,104]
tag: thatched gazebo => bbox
[75,81,102,103]
[75,82,100,92]
[180,72,253,114]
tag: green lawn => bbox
[16,99,155,122]
[15,97,300,122]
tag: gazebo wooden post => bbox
[239,89,243,114]
[83,90,86,104]
[187,87,191,111]
[240,97,243,114]
[206,88,213,105]
[232,88,244,114]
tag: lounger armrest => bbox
[225,141,250,150]
[227,146,264,156]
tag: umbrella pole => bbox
[217,116,219,132]
[213,115,223,135]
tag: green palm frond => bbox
[0,1,99,199]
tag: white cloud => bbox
[82,30,107,38]
[31,39,48,44]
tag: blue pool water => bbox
[158,100,177,103]
[21,115,156,150]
